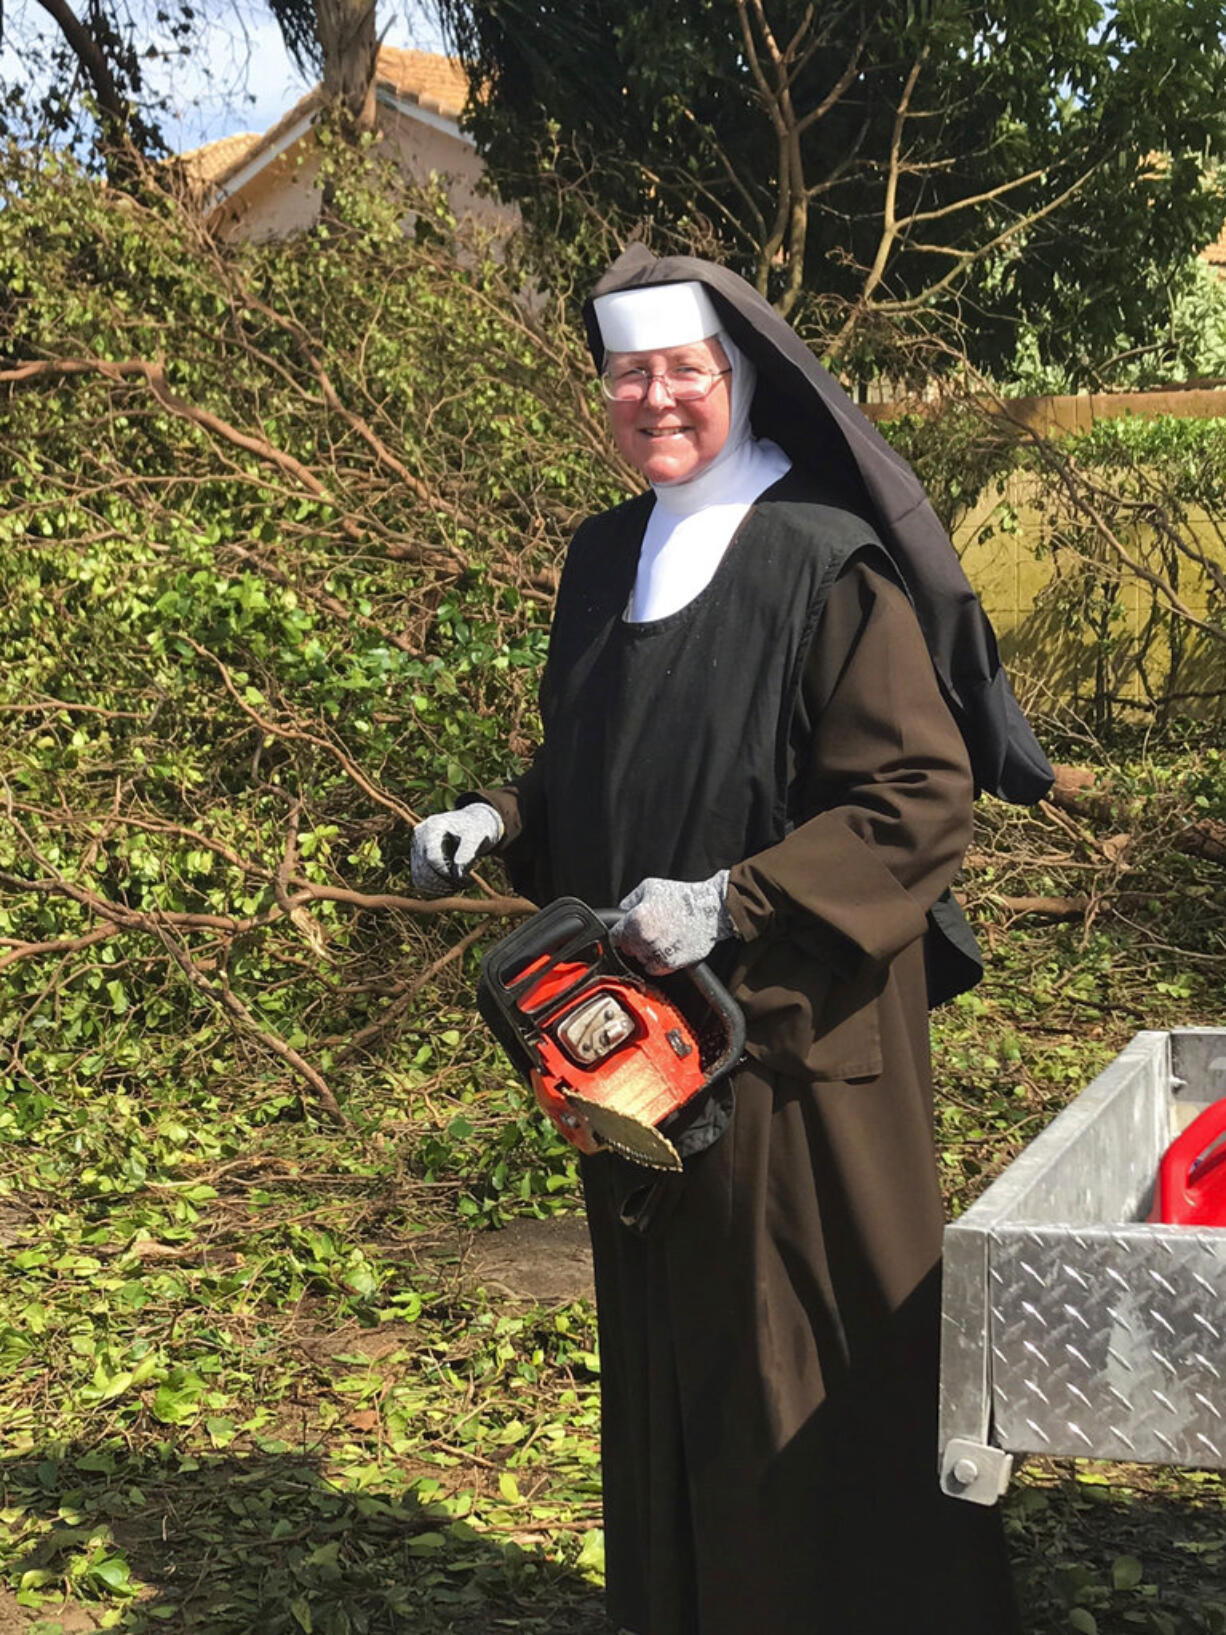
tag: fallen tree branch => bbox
[288,884,536,917]
[0,868,279,937]
[181,634,420,828]
[153,923,348,1126]
[1049,763,1226,867]
[0,923,121,973]
[0,356,369,540]
[330,924,488,1062]
[222,541,421,652]
[993,894,1089,919]
[234,289,482,538]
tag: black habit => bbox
[482,487,1022,1635]
[473,249,1041,1634]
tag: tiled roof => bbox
[175,130,263,187]
[172,84,326,199]
[176,49,471,201]
[374,46,469,120]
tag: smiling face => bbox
[604,338,732,486]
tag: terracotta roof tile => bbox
[175,50,471,204]
[374,46,469,121]
[175,130,263,187]
[1203,220,1226,267]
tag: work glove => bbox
[613,870,737,975]
[410,802,503,897]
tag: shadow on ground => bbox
[5,1438,1226,1631]
[1008,1461,1226,1634]
[0,1440,611,1635]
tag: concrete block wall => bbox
[873,389,1226,719]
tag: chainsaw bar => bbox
[567,1092,683,1172]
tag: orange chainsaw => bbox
[478,898,745,1171]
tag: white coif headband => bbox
[593,281,721,355]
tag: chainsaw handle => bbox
[596,908,747,1080]
[483,898,612,992]
[477,898,619,1084]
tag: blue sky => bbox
[2,2,447,156]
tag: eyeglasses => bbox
[599,365,731,404]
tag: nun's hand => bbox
[613,870,737,975]
[410,802,503,897]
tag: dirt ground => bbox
[448,1213,596,1305]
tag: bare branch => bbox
[793,43,863,138]
[179,634,420,827]
[900,166,1052,228]
[0,924,120,974]
[286,884,536,917]
[153,921,348,1125]
[32,0,137,159]
[0,356,365,540]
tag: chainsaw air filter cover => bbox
[478,898,746,1171]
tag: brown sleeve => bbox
[465,747,546,849]
[725,555,973,964]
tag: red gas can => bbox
[1150,1098,1226,1226]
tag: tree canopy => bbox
[0,0,378,177]
[0,141,627,1132]
[437,0,1226,381]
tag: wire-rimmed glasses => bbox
[599,365,731,404]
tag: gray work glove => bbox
[410,802,504,897]
[613,870,737,976]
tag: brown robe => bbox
[484,559,1019,1635]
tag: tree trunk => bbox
[316,0,378,132]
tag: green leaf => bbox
[19,1569,57,1592]
[97,1369,134,1401]
[151,1371,206,1425]
[576,1529,605,1574]
[1112,1555,1144,1591]
[90,1554,134,1593]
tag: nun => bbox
[412,246,1048,1635]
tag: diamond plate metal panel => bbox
[988,1223,1226,1466]
[940,1029,1226,1497]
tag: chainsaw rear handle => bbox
[592,908,746,1077]
[481,898,609,995]
[478,898,617,1085]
